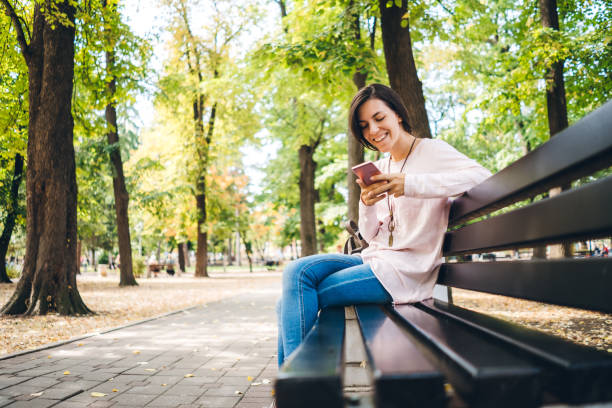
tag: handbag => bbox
[343,220,369,255]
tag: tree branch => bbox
[1,0,30,61]
[435,0,453,16]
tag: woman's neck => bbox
[390,133,417,162]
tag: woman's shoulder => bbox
[420,138,452,150]
[417,138,464,157]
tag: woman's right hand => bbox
[356,179,388,206]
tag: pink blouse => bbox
[358,139,492,304]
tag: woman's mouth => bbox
[373,132,388,143]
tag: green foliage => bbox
[421,0,610,173]
[132,255,146,278]
[6,263,20,279]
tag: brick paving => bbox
[0,292,279,408]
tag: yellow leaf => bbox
[184,373,194,378]
[234,390,243,395]
[63,371,70,375]
[359,361,367,368]
[78,343,84,347]
[30,392,43,397]
[47,356,52,359]
[133,350,140,354]
[145,368,156,372]
[247,376,253,382]
[91,392,107,397]
[161,383,167,387]
[112,389,118,393]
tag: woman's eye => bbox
[375,116,385,122]
[359,123,368,129]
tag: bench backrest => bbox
[438,99,612,313]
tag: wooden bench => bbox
[274,100,612,408]
[146,262,175,277]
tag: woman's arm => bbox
[357,199,381,242]
[369,141,491,199]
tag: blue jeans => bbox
[276,254,392,366]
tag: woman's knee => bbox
[281,258,303,291]
[281,255,319,290]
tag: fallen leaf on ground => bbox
[247,376,253,381]
[184,373,194,378]
[91,392,107,397]
[30,392,43,397]
[63,371,70,375]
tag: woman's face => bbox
[357,98,403,153]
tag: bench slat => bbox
[444,174,612,255]
[390,304,541,408]
[275,307,345,408]
[419,299,612,404]
[449,99,612,227]
[354,305,446,408]
[437,258,612,313]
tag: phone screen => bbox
[351,161,381,186]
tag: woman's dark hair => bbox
[348,83,412,151]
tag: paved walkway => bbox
[0,291,278,408]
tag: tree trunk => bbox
[347,1,366,223]
[238,232,253,273]
[540,0,568,138]
[195,185,208,277]
[1,2,91,315]
[178,242,186,272]
[92,248,97,272]
[540,0,572,258]
[299,144,318,256]
[184,242,191,267]
[103,1,136,287]
[379,0,432,139]
[0,154,24,284]
[76,240,81,275]
[235,231,241,266]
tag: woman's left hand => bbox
[367,173,406,198]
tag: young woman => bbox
[275,83,491,367]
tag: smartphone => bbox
[352,161,382,186]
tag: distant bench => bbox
[147,263,175,277]
[274,100,612,408]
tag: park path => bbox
[0,290,278,408]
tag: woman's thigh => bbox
[283,253,363,291]
[317,263,391,308]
